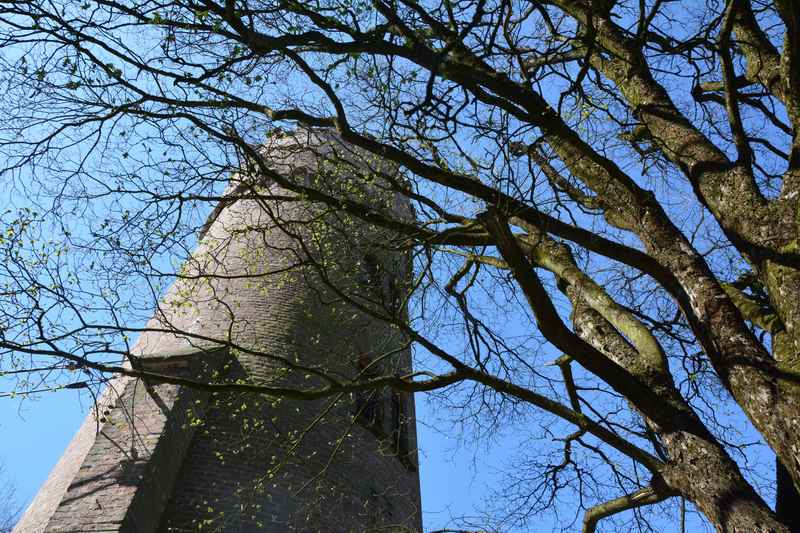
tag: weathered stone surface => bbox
[14,349,226,533]
[15,128,421,533]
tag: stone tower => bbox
[14,128,422,532]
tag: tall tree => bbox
[1,0,799,530]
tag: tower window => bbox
[352,354,385,437]
[391,392,415,471]
[353,388,383,434]
[359,253,381,290]
[351,378,415,470]
[357,252,402,312]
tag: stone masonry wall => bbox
[15,128,421,533]
[135,128,422,532]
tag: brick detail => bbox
[16,129,422,533]
[14,350,226,533]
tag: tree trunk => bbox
[776,457,800,532]
[568,296,788,532]
[659,432,790,533]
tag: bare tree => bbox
[1,0,799,531]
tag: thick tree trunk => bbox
[568,296,789,532]
[766,262,800,532]
[763,262,800,362]
[659,432,789,533]
[549,2,800,493]
[776,457,800,532]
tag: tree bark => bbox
[572,303,789,532]
[776,457,800,532]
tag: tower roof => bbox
[199,126,411,239]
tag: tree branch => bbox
[582,485,677,533]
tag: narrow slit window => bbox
[353,389,383,433]
[352,354,385,437]
[391,392,415,471]
[360,253,381,291]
